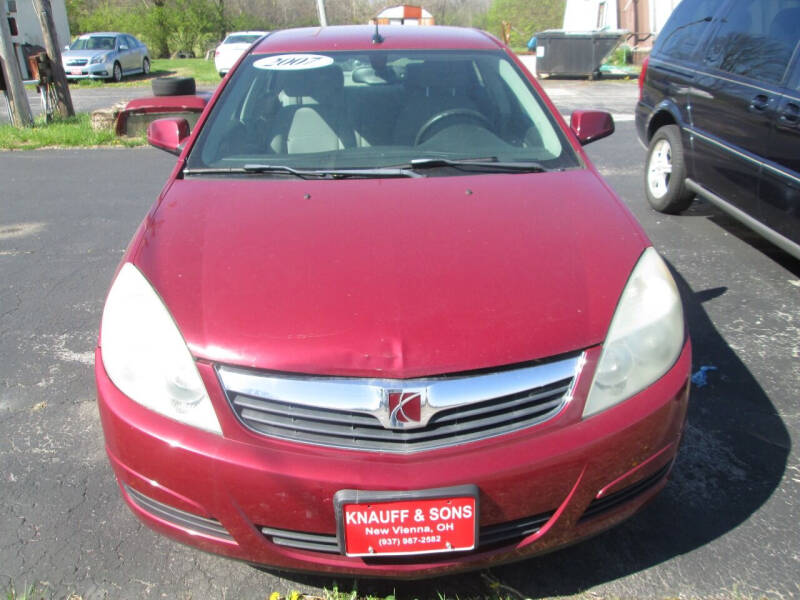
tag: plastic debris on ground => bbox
[598,63,641,77]
[691,365,718,388]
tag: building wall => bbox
[372,5,435,26]
[618,0,682,56]
[563,0,619,31]
[7,0,71,78]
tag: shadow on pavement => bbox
[685,198,800,277]
[266,267,790,598]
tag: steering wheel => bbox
[414,109,492,146]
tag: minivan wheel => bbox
[645,124,694,214]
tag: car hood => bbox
[131,170,648,378]
[63,49,107,60]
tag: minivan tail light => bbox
[638,55,650,101]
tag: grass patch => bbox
[68,57,220,90]
[4,582,39,600]
[151,58,220,83]
[0,114,146,150]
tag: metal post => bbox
[0,0,34,126]
[316,0,328,27]
[32,0,74,118]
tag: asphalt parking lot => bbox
[1,80,798,599]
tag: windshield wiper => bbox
[182,165,421,179]
[405,157,548,173]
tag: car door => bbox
[126,35,143,70]
[116,35,133,72]
[687,0,797,218]
[760,12,800,252]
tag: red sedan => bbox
[96,25,690,578]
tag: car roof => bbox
[226,31,269,37]
[252,25,502,53]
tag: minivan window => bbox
[704,0,800,85]
[654,0,724,61]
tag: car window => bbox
[704,0,800,85]
[654,0,724,62]
[187,50,580,174]
[70,35,116,51]
[225,34,263,45]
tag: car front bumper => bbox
[96,341,691,578]
[63,61,114,80]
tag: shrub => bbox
[485,0,566,48]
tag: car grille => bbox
[261,510,554,554]
[66,59,88,66]
[218,355,580,453]
[124,485,234,542]
[579,462,671,522]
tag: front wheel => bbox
[142,58,151,75]
[111,62,123,83]
[644,124,694,214]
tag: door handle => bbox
[749,94,769,112]
[779,103,800,125]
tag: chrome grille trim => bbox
[219,355,581,453]
[260,510,555,554]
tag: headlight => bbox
[90,53,109,64]
[100,263,222,434]
[584,248,684,417]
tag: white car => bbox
[214,31,268,77]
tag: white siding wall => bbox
[8,0,71,77]
[563,0,619,31]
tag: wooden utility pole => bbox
[0,0,34,126]
[32,0,74,118]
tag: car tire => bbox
[142,58,150,75]
[152,76,196,96]
[112,62,123,83]
[645,124,694,214]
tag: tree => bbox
[485,0,565,47]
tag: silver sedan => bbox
[62,32,150,82]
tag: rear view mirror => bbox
[570,110,615,145]
[147,118,190,155]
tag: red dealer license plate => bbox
[334,486,478,557]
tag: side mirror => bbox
[147,118,190,155]
[119,44,128,51]
[570,110,615,145]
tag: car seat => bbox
[268,65,356,154]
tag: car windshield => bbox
[225,34,263,45]
[70,35,116,51]
[186,50,581,175]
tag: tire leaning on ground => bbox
[644,124,694,214]
[142,57,150,75]
[112,62,123,83]
[152,76,196,96]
